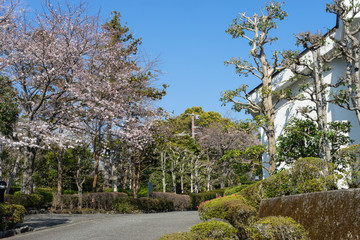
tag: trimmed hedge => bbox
[113,197,174,213]
[0,204,25,231]
[56,192,128,210]
[5,193,45,208]
[152,192,191,211]
[35,188,53,203]
[247,216,309,240]
[189,190,224,210]
[239,157,338,209]
[198,195,256,239]
[190,220,238,240]
[54,192,174,213]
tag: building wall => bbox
[257,24,360,177]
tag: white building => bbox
[248,3,360,177]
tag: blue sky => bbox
[24,0,335,120]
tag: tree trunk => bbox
[123,169,128,189]
[57,148,64,196]
[92,152,100,193]
[171,171,176,194]
[0,144,3,181]
[21,147,37,194]
[6,154,22,194]
[103,155,111,190]
[161,151,166,192]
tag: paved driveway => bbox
[7,211,201,240]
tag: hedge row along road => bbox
[8,211,201,240]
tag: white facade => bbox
[249,11,360,177]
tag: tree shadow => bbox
[19,217,71,229]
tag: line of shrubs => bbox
[53,192,175,213]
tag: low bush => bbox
[57,192,128,210]
[224,185,252,196]
[55,192,174,213]
[158,232,195,240]
[0,204,25,231]
[113,197,174,213]
[190,220,238,240]
[189,191,222,210]
[198,195,256,239]
[153,192,191,211]
[247,216,309,240]
[5,193,45,208]
[35,188,53,203]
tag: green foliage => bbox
[5,193,45,208]
[113,197,175,213]
[153,192,191,211]
[189,190,224,210]
[58,192,174,213]
[159,232,195,240]
[34,146,93,191]
[247,216,309,240]
[35,188,53,203]
[0,204,25,231]
[63,189,78,195]
[137,186,148,197]
[190,220,238,240]
[338,143,360,188]
[198,195,256,239]
[0,76,19,136]
[113,201,134,213]
[104,188,114,193]
[276,118,353,166]
[239,158,338,210]
[224,185,251,196]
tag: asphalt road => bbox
[7,211,201,240]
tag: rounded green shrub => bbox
[0,204,25,230]
[35,188,54,203]
[198,195,256,239]
[190,220,238,240]
[247,216,309,240]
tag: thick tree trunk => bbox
[21,147,37,194]
[313,49,331,163]
[103,155,111,190]
[263,81,277,174]
[123,169,128,189]
[92,152,99,193]
[6,154,22,194]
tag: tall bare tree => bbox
[327,0,360,124]
[221,1,288,175]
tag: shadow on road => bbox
[20,217,71,229]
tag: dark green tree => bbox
[276,118,353,167]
